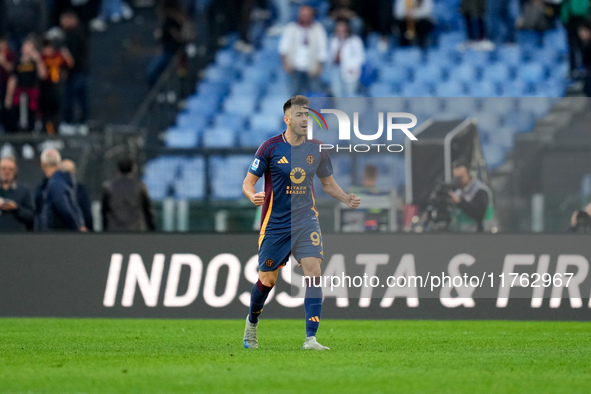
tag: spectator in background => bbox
[60,159,93,231]
[515,0,552,34]
[147,0,188,87]
[60,11,90,136]
[329,19,364,96]
[349,164,387,195]
[487,0,519,44]
[0,35,16,132]
[579,19,591,96]
[4,38,48,132]
[0,156,34,231]
[326,0,363,36]
[0,0,47,50]
[394,0,434,49]
[460,0,495,51]
[354,0,392,52]
[54,0,102,31]
[36,149,86,232]
[561,0,590,76]
[40,36,73,134]
[279,5,328,95]
[102,156,155,232]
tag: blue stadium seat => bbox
[215,49,238,69]
[499,79,530,97]
[460,50,493,68]
[392,47,423,67]
[175,158,206,200]
[482,143,506,169]
[517,97,553,117]
[466,80,498,97]
[250,112,283,133]
[474,112,501,132]
[488,126,516,151]
[164,128,199,149]
[204,65,238,84]
[175,112,208,131]
[211,156,254,199]
[401,82,433,97]
[443,97,480,117]
[516,30,542,48]
[413,64,447,85]
[213,112,247,130]
[434,81,464,97]
[229,81,265,99]
[495,46,523,67]
[242,66,275,85]
[202,127,236,148]
[369,83,398,97]
[223,96,258,117]
[447,63,479,84]
[437,32,465,49]
[516,63,546,84]
[505,110,535,133]
[378,65,411,86]
[483,97,517,115]
[481,63,512,84]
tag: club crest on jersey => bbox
[250,158,260,171]
[306,155,315,165]
[290,167,306,184]
[265,259,274,267]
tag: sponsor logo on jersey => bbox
[290,167,306,184]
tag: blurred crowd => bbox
[1,0,591,135]
[0,151,155,232]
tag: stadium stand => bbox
[145,0,570,202]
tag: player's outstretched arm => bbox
[319,175,361,209]
[243,172,265,206]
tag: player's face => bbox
[452,166,470,188]
[0,159,16,184]
[289,105,309,137]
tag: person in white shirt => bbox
[329,19,365,97]
[394,0,434,49]
[279,6,328,95]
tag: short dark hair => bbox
[117,156,134,174]
[452,159,471,171]
[363,164,378,180]
[283,95,310,115]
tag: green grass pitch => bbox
[0,318,589,393]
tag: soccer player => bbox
[242,95,361,350]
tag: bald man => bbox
[36,149,86,231]
[60,159,93,231]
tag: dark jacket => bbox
[0,0,46,36]
[0,181,34,231]
[76,182,94,231]
[36,170,84,231]
[102,175,155,232]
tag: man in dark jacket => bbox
[61,159,93,231]
[0,156,34,231]
[36,148,86,231]
[102,156,155,232]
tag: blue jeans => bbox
[289,70,322,96]
[487,0,519,44]
[64,72,89,124]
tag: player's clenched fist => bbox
[251,191,266,206]
[346,193,361,209]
